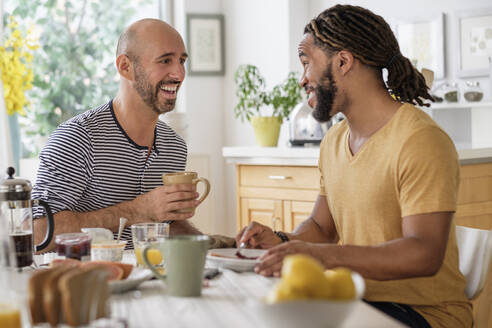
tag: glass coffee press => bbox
[0,167,54,268]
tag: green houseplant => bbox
[234,64,303,147]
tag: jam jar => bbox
[55,233,92,261]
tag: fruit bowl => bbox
[254,272,365,328]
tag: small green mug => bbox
[142,235,210,297]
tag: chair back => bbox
[455,225,492,299]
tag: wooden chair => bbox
[456,225,492,328]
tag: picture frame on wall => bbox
[186,14,225,76]
[394,13,445,79]
[456,8,492,77]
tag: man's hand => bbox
[235,221,282,249]
[133,184,200,221]
[255,241,327,277]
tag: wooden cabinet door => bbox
[283,200,315,232]
[240,198,283,231]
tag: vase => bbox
[251,116,282,147]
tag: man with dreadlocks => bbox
[237,5,472,328]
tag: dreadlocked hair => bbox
[304,5,433,107]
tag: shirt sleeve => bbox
[398,126,460,217]
[32,122,94,218]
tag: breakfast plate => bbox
[206,248,267,272]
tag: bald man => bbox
[32,19,201,251]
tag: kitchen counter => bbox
[223,146,492,166]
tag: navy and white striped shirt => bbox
[32,100,187,246]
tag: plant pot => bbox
[251,116,282,147]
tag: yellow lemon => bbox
[265,280,309,304]
[281,254,327,296]
[324,267,356,300]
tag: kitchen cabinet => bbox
[455,162,492,230]
[235,165,319,232]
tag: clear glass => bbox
[442,82,460,103]
[131,223,169,268]
[1,201,34,268]
[463,81,483,102]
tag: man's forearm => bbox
[318,236,443,280]
[170,220,202,235]
[34,199,143,252]
[288,217,337,243]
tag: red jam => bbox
[55,233,92,261]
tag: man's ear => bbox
[116,54,134,80]
[337,50,355,76]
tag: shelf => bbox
[426,102,492,110]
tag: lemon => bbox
[324,267,356,300]
[281,254,328,297]
[265,280,309,304]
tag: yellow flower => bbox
[0,16,37,116]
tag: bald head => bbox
[116,18,182,62]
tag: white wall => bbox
[174,0,228,235]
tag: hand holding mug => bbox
[162,171,210,213]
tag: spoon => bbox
[117,217,128,242]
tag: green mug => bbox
[142,235,210,297]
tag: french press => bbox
[0,167,54,267]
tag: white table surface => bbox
[32,252,405,328]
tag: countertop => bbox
[223,146,492,166]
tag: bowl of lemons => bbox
[255,254,365,328]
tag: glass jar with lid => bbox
[463,81,483,102]
[442,82,459,102]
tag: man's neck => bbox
[343,87,401,140]
[112,93,159,148]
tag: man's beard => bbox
[312,64,338,123]
[133,64,177,115]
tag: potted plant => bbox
[234,65,303,147]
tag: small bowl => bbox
[91,240,127,262]
[254,272,365,328]
[81,228,114,243]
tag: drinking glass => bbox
[131,223,169,268]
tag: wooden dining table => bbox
[32,252,405,328]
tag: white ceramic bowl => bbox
[206,248,267,272]
[254,272,365,328]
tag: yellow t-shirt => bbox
[319,104,472,328]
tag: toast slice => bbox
[58,266,110,326]
[28,267,59,324]
[42,265,76,326]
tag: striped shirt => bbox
[32,100,187,247]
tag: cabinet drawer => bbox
[239,165,319,190]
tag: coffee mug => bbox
[142,235,210,297]
[162,172,210,213]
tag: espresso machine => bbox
[0,167,54,267]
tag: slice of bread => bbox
[42,265,76,326]
[58,267,110,326]
[28,267,59,324]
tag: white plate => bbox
[109,267,154,294]
[206,248,267,272]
